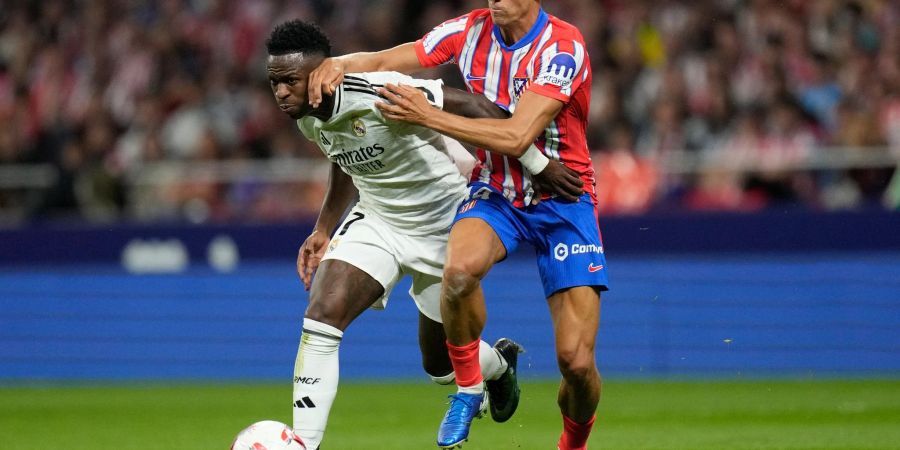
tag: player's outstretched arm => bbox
[308,43,422,108]
[297,163,357,290]
[377,85,562,158]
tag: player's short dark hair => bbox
[266,20,331,57]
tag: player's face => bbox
[487,0,537,26]
[266,53,322,119]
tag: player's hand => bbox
[531,160,584,203]
[375,83,432,126]
[297,230,330,291]
[308,57,345,108]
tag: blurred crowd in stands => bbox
[1,0,899,224]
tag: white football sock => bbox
[292,318,343,449]
[479,340,508,381]
[459,383,485,395]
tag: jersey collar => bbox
[491,7,548,52]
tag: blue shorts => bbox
[454,182,610,297]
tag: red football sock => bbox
[558,414,596,450]
[446,339,483,388]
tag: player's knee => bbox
[305,292,352,329]
[556,346,597,382]
[441,266,480,305]
[444,247,492,280]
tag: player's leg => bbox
[293,208,401,449]
[531,196,609,450]
[437,217,508,448]
[292,259,385,449]
[548,286,602,450]
[441,217,506,387]
[441,217,505,346]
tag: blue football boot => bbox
[436,391,488,448]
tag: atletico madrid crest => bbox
[513,78,529,99]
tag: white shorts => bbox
[321,205,448,322]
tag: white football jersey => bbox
[297,72,470,235]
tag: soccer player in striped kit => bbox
[308,1,609,449]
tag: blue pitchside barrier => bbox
[1,210,899,381]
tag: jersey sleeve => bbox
[360,71,445,109]
[528,38,589,103]
[414,14,469,67]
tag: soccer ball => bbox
[230,420,307,450]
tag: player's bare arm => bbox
[378,84,560,157]
[377,84,584,201]
[297,162,357,290]
[308,42,421,108]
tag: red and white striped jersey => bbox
[414,8,596,208]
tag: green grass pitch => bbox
[2,379,899,449]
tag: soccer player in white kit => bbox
[265,20,583,449]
